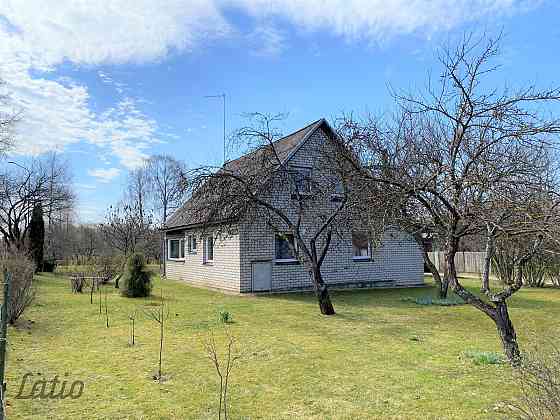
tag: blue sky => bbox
[0,1,559,222]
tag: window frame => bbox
[187,234,197,254]
[352,232,371,261]
[203,235,214,264]
[274,233,298,263]
[167,238,185,261]
[289,166,313,196]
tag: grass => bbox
[401,295,466,306]
[464,350,507,366]
[7,274,560,419]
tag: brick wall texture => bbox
[165,125,424,293]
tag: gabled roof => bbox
[164,118,333,230]
[221,118,325,173]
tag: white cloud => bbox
[231,0,539,42]
[0,0,229,69]
[75,183,97,191]
[0,0,541,173]
[87,167,121,183]
[247,24,286,56]
[0,0,230,172]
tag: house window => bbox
[168,238,185,260]
[187,235,197,254]
[334,180,345,195]
[331,180,345,201]
[291,167,312,195]
[204,236,214,263]
[275,234,297,262]
[352,232,370,260]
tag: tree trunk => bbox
[423,250,444,296]
[481,237,493,293]
[439,277,449,299]
[311,267,335,315]
[442,238,459,299]
[493,300,520,365]
[160,231,166,279]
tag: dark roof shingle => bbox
[164,119,325,230]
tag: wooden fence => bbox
[427,252,486,274]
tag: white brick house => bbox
[163,119,424,293]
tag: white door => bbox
[252,261,272,292]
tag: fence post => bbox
[0,270,11,420]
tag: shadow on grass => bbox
[254,281,560,312]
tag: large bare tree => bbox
[146,155,187,225]
[126,164,151,224]
[339,34,560,363]
[145,154,187,274]
[0,157,74,249]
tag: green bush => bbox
[42,258,57,273]
[464,350,506,365]
[121,253,152,298]
[218,309,232,324]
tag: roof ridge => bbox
[165,118,330,230]
[223,118,324,167]
[278,118,323,142]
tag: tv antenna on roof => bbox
[204,93,226,166]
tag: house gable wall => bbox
[239,125,424,292]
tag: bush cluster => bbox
[0,247,36,324]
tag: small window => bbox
[275,234,297,261]
[334,181,345,194]
[204,236,214,263]
[187,235,197,254]
[168,238,185,260]
[331,180,345,201]
[291,167,312,195]
[352,232,370,260]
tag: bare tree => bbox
[43,153,73,260]
[501,342,560,419]
[0,247,36,324]
[99,201,152,287]
[0,157,74,249]
[339,34,560,363]
[146,155,187,226]
[204,326,243,420]
[126,164,151,225]
[145,154,187,274]
[104,286,109,328]
[144,290,169,382]
[188,114,366,315]
[128,309,137,346]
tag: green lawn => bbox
[7,274,560,419]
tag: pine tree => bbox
[28,203,45,272]
[121,253,152,297]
